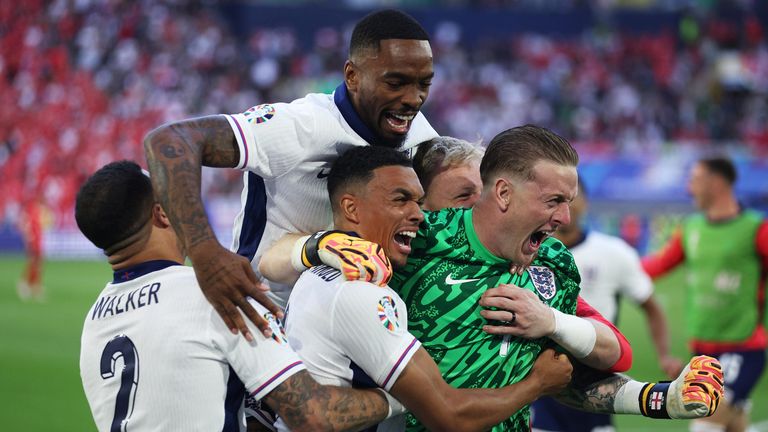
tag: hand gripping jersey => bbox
[390,208,581,431]
[531,231,644,432]
[225,83,438,307]
[278,265,421,432]
[569,230,653,324]
[80,261,305,432]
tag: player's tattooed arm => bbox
[144,115,281,341]
[552,363,627,414]
[553,355,724,419]
[144,115,238,249]
[264,370,389,431]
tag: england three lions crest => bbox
[528,266,556,300]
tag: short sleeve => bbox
[615,240,654,304]
[225,101,335,178]
[331,282,421,391]
[211,299,306,401]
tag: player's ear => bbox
[495,178,511,211]
[339,194,360,224]
[344,60,359,92]
[151,203,171,229]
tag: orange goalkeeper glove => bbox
[291,231,393,287]
[638,355,724,419]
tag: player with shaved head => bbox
[144,9,438,339]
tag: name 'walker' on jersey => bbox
[80,262,304,432]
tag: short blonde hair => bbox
[413,136,484,191]
[480,125,578,185]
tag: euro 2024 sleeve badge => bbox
[243,104,276,124]
[377,296,400,332]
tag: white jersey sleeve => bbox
[331,281,421,391]
[211,298,306,401]
[614,239,654,304]
[225,100,339,178]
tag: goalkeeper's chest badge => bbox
[528,266,556,300]
[378,296,400,332]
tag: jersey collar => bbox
[333,82,378,145]
[113,260,183,284]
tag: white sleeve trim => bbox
[224,114,249,170]
[249,360,307,401]
[379,337,421,391]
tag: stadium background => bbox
[1,0,766,430]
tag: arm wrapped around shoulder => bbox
[291,230,393,286]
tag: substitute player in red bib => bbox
[642,156,768,432]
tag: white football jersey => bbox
[225,84,438,306]
[275,265,421,432]
[80,261,305,432]
[570,231,654,323]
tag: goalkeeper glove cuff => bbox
[613,355,723,419]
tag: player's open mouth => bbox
[527,230,551,250]
[384,112,415,135]
[394,230,416,255]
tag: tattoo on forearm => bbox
[265,370,387,431]
[553,364,630,414]
[160,144,185,159]
[144,115,239,250]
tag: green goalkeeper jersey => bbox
[390,208,581,431]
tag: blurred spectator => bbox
[16,196,46,301]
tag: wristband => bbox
[550,308,597,359]
[613,379,644,415]
[639,382,672,419]
[375,388,406,418]
[303,231,337,267]
[291,235,312,272]
[291,230,348,271]
[613,379,672,418]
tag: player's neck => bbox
[109,231,184,271]
[471,200,506,258]
[704,194,740,222]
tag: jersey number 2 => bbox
[100,335,140,432]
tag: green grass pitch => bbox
[1,256,765,431]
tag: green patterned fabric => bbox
[391,208,581,431]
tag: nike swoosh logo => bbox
[317,169,330,179]
[445,274,480,285]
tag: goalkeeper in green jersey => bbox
[262,127,724,431]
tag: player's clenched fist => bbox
[674,355,723,417]
[529,348,573,396]
[292,230,393,286]
[640,355,724,419]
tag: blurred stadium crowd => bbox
[1,0,767,235]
